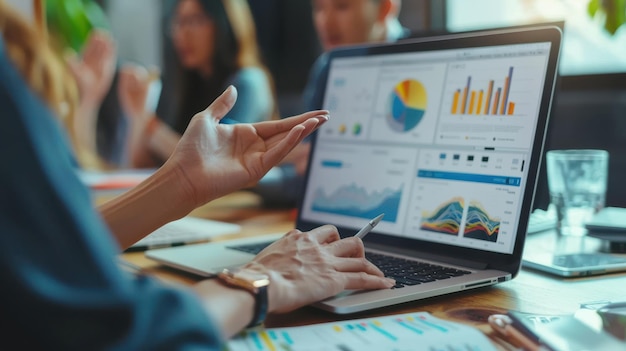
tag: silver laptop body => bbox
[147,26,562,314]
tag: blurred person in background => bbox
[251,0,409,208]
[303,0,408,110]
[126,0,278,168]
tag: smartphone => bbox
[585,207,626,233]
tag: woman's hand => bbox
[166,85,329,207]
[66,30,117,159]
[118,63,158,167]
[67,30,117,111]
[242,225,395,314]
[118,63,153,119]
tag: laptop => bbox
[146,26,562,314]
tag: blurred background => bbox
[40,0,626,209]
[95,0,432,116]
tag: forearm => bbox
[98,161,195,249]
[193,279,255,339]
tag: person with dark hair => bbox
[125,0,277,168]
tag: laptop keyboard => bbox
[228,242,472,289]
[365,252,472,289]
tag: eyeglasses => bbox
[169,14,210,36]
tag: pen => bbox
[355,213,384,239]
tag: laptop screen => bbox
[299,28,560,257]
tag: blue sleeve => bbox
[0,40,223,350]
[224,67,274,123]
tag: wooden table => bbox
[121,192,626,350]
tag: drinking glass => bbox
[546,149,609,236]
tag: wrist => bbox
[217,267,270,328]
[165,158,202,210]
[98,162,194,248]
[194,278,256,338]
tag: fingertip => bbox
[205,86,238,119]
[315,116,326,123]
[218,85,238,106]
[223,85,238,106]
[225,85,238,99]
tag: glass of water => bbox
[546,149,609,236]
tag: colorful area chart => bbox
[387,79,427,132]
[420,197,464,235]
[463,201,500,242]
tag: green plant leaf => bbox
[588,0,626,35]
[588,0,601,16]
[46,0,109,52]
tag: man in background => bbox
[252,0,409,207]
[303,0,408,110]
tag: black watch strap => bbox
[247,284,268,328]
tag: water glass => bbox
[546,149,609,236]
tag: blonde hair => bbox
[222,0,279,119]
[0,1,103,169]
[223,0,262,68]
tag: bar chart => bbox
[450,66,515,116]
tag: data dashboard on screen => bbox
[446,0,626,77]
[300,41,552,255]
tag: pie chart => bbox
[387,79,427,132]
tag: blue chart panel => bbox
[311,183,401,222]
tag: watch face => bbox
[223,268,270,289]
[220,268,270,328]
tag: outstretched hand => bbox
[166,86,328,207]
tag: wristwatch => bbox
[218,268,270,328]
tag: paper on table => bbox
[131,216,241,250]
[226,312,498,351]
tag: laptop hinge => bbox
[365,243,489,270]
